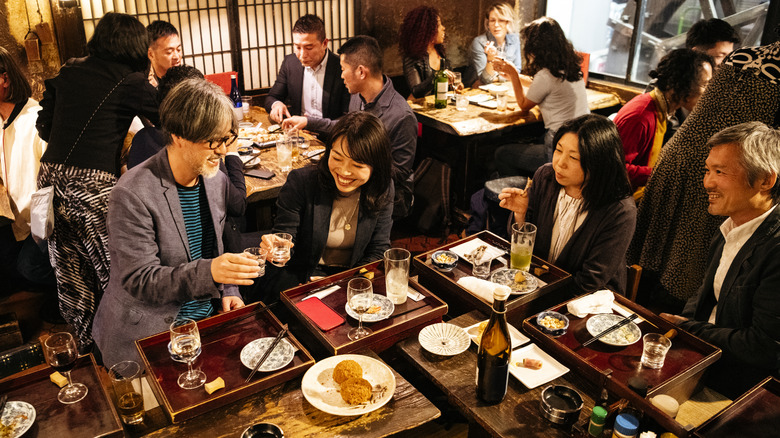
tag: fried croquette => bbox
[332,359,363,384]
[340,377,372,404]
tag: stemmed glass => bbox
[347,277,373,340]
[270,233,293,267]
[169,319,206,389]
[44,332,88,404]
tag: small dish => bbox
[241,423,284,438]
[345,294,394,322]
[0,400,36,438]
[418,323,470,356]
[240,337,296,372]
[466,94,493,104]
[490,268,539,294]
[586,313,642,346]
[464,320,530,348]
[431,250,459,272]
[510,344,570,389]
[479,83,510,95]
[536,311,570,336]
[449,238,505,265]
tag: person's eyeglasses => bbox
[207,130,238,150]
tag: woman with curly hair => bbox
[492,17,589,177]
[399,6,452,98]
[615,49,714,198]
[469,2,521,86]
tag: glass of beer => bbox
[511,222,536,272]
[109,360,145,425]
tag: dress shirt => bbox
[302,56,326,118]
[710,205,776,322]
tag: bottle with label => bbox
[433,59,449,109]
[589,405,608,436]
[476,286,511,403]
[229,74,242,108]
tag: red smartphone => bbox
[296,297,345,331]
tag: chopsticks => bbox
[582,313,638,347]
[0,394,7,418]
[245,324,288,383]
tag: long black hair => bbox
[520,17,582,82]
[317,112,393,214]
[87,12,149,72]
[552,114,632,210]
[650,48,714,106]
[0,46,32,104]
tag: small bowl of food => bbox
[431,250,459,272]
[242,423,284,438]
[536,311,569,337]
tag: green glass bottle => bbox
[476,286,511,403]
[433,59,449,109]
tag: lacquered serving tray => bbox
[695,377,780,437]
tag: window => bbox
[548,0,770,85]
[80,0,355,91]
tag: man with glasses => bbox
[93,79,258,368]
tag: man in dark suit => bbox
[146,20,183,87]
[92,79,259,369]
[662,122,780,398]
[264,14,349,130]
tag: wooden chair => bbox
[626,264,643,302]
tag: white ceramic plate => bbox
[490,268,539,294]
[449,238,506,265]
[479,83,510,95]
[0,401,36,438]
[418,323,470,356]
[477,100,498,109]
[464,320,530,349]
[466,94,493,104]
[301,354,396,416]
[509,344,569,389]
[345,294,394,323]
[240,337,296,372]
[585,314,642,346]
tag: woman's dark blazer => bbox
[526,164,637,295]
[273,166,394,283]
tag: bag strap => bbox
[62,75,127,165]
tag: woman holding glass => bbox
[469,2,521,86]
[258,112,394,299]
[498,115,636,295]
[399,6,453,98]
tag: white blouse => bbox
[549,188,588,262]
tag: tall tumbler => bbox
[384,248,411,305]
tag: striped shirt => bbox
[176,179,216,320]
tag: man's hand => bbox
[660,313,688,325]
[210,253,261,286]
[269,102,291,123]
[221,296,245,312]
[281,116,307,131]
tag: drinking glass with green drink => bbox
[511,222,536,272]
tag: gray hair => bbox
[708,121,780,203]
[160,78,236,145]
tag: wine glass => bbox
[270,233,293,267]
[169,319,206,389]
[44,332,88,404]
[347,277,373,340]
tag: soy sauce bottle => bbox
[476,286,511,403]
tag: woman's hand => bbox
[484,41,498,62]
[498,179,533,223]
[210,253,260,286]
[492,57,518,80]
[260,234,295,261]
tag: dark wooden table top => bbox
[129,349,440,437]
[397,310,597,438]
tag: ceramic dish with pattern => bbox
[0,401,36,438]
[240,337,296,372]
[301,354,395,416]
[490,268,539,294]
[418,323,470,356]
[464,320,531,348]
[509,344,569,389]
[449,238,506,265]
[585,314,642,346]
[345,294,394,323]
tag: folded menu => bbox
[456,276,512,304]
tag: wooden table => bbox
[409,88,621,209]
[397,311,597,437]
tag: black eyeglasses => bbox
[207,130,238,150]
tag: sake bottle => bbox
[229,74,242,108]
[476,286,512,403]
[433,59,449,109]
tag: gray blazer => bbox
[93,148,240,368]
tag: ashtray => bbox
[242,422,284,438]
[540,384,583,426]
[536,311,569,336]
[431,250,458,272]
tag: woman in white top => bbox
[493,17,589,177]
[499,115,636,295]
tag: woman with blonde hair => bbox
[469,2,521,86]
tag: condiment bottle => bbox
[612,413,639,438]
[589,406,608,436]
[476,286,511,403]
[229,74,242,108]
[433,59,449,109]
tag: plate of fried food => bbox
[344,294,394,322]
[490,268,539,294]
[301,354,396,416]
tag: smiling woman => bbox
[255,112,394,302]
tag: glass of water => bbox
[641,333,672,369]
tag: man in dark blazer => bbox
[93,79,260,369]
[662,122,780,398]
[264,14,349,130]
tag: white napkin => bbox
[457,276,512,304]
[567,290,615,318]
